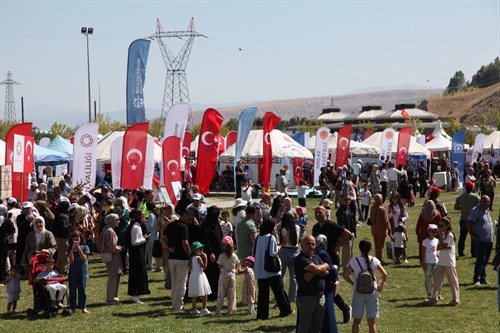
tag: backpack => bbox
[355,257,376,294]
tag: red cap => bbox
[431,186,441,195]
[465,181,474,191]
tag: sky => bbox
[0,0,499,129]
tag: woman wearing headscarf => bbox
[160,203,177,288]
[51,201,71,274]
[99,213,122,305]
[416,200,442,263]
[21,216,57,270]
[201,205,223,301]
[314,234,339,333]
[370,164,381,195]
[34,191,55,230]
[0,204,9,281]
[125,208,150,304]
[369,193,392,263]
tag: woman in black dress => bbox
[201,206,223,301]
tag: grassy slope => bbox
[1,189,499,333]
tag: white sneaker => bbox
[191,309,200,315]
[200,308,210,314]
[131,296,144,304]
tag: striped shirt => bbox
[467,205,494,242]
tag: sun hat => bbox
[428,224,438,231]
[190,241,204,252]
[222,236,234,246]
[232,198,247,209]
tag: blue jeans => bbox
[69,269,88,310]
[279,247,299,302]
[472,240,493,283]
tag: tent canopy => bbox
[425,133,452,152]
[432,120,452,140]
[220,129,313,159]
[483,131,500,148]
[97,131,162,163]
[47,135,73,157]
[308,132,379,156]
[362,131,430,157]
[34,144,71,165]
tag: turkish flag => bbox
[401,108,410,119]
[293,158,303,186]
[216,134,226,154]
[6,123,32,201]
[257,158,264,184]
[24,136,34,173]
[263,112,281,189]
[225,131,237,148]
[335,124,352,169]
[162,136,182,205]
[120,122,149,190]
[182,131,192,159]
[362,129,374,141]
[196,108,224,194]
[396,127,413,167]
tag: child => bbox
[360,182,372,222]
[296,180,309,207]
[295,206,308,241]
[220,210,233,238]
[3,264,21,313]
[240,256,256,314]
[188,241,212,315]
[421,224,439,300]
[393,224,407,264]
[68,230,91,314]
[35,257,67,308]
[216,236,240,315]
[408,184,416,207]
[428,219,460,306]
[241,179,254,203]
[427,179,435,199]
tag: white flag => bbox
[379,128,396,161]
[72,123,99,191]
[162,103,190,140]
[13,134,25,173]
[313,127,331,186]
[472,133,486,161]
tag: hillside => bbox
[424,82,500,125]
[190,88,443,123]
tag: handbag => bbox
[152,239,162,258]
[101,252,112,263]
[264,235,281,273]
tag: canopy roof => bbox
[362,131,430,157]
[34,144,71,165]
[425,133,452,152]
[220,129,313,159]
[432,120,452,140]
[97,131,162,163]
[47,135,73,157]
[483,131,500,148]
[308,132,379,156]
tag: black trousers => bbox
[257,275,292,319]
[380,182,387,203]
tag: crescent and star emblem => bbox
[339,137,349,150]
[264,133,272,145]
[126,149,143,171]
[26,140,33,162]
[201,131,214,146]
[167,159,179,176]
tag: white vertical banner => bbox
[13,134,25,173]
[416,134,426,146]
[110,137,123,189]
[472,133,486,161]
[313,127,331,186]
[143,137,154,189]
[379,128,396,161]
[72,123,99,191]
[162,103,190,140]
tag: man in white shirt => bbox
[387,162,404,197]
[27,182,40,202]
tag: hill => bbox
[423,82,500,125]
[190,88,444,123]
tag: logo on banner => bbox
[134,98,144,108]
[385,131,394,140]
[453,144,463,152]
[26,141,33,161]
[80,134,94,148]
[339,137,349,150]
[167,160,179,176]
[319,130,329,140]
[15,142,22,156]
[201,131,214,146]
[264,133,272,145]
[126,149,143,171]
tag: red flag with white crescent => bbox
[182,131,192,159]
[6,123,32,201]
[335,124,352,169]
[396,127,412,167]
[225,131,237,148]
[293,158,303,185]
[24,136,34,173]
[216,134,226,154]
[263,112,281,188]
[162,136,182,205]
[196,108,224,194]
[120,122,149,189]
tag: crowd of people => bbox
[0,154,498,332]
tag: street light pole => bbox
[81,27,93,123]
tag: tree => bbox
[445,70,466,94]
[95,114,126,135]
[148,118,164,138]
[471,57,500,88]
[0,120,18,141]
[49,122,73,139]
[444,118,462,135]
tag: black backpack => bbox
[355,257,376,294]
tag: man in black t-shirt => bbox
[235,160,245,199]
[164,211,192,311]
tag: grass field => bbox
[1,189,499,333]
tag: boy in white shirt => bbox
[296,180,309,207]
[393,224,407,264]
[359,182,372,222]
[220,210,233,238]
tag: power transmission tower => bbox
[152,17,206,120]
[0,71,20,122]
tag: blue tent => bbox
[47,135,73,158]
[34,144,71,166]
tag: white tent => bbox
[483,131,500,148]
[432,120,452,140]
[362,131,431,157]
[308,132,379,156]
[425,133,452,152]
[97,131,162,163]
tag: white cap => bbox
[69,203,80,210]
[22,201,34,209]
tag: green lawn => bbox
[1,188,499,332]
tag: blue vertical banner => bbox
[233,107,258,187]
[126,39,151,125]
[451,130,465,182]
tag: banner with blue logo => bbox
[451,130,465,181]
[126,39,151,125]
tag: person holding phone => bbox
[68,230,91,314]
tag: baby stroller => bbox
[26,252,70,319]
